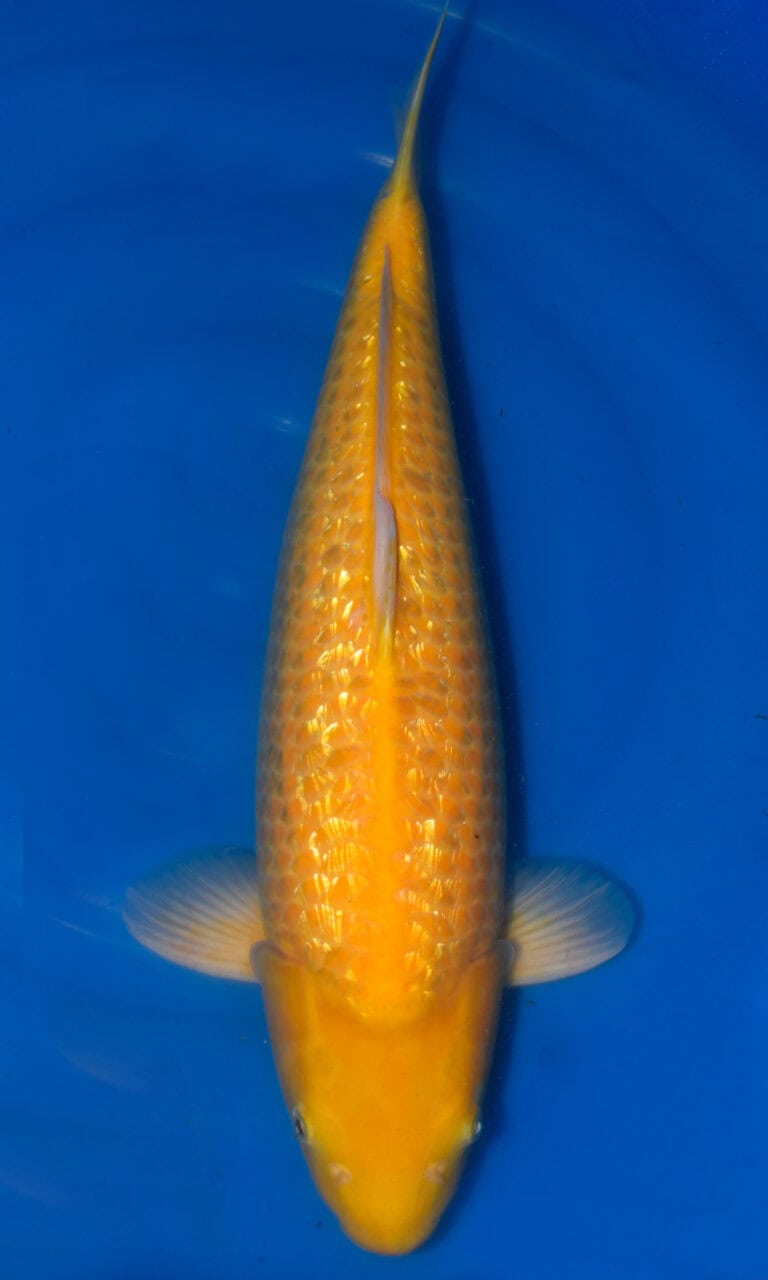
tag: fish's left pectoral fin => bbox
[123,845,263,982]
[505,858,636,986]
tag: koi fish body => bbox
[125,11,634,1255]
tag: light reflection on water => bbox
[5,1,767,1277]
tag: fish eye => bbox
[469,1114,483,1144]
[291,1106,308,1143]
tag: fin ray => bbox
[372,247,397,657]
[123,846,262,982]
[506,858,635,985]
[390,3,450,196]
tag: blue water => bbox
[4,1,767,1276]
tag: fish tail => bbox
[389,3,450,199]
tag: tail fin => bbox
[389,3,450,198]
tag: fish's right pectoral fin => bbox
[123,845,263,982]
[505,858,636,986]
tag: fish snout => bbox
[313,1157,461,1256]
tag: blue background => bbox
[4,1,767,1277]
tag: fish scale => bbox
[123,13,634,1252]
[256,175,505,1018]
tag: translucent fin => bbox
[372,247,397,658]
[390,3,449,197]
[123,846,262,982]
[506,859,635,986]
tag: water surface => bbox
[4,1,767,1277]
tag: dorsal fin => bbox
[389,3,449,199]
[372,247,397,660]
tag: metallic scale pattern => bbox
[121,18,635,1256]
[257,181,505,1023]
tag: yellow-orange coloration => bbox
[123,11,636,1258]
[255,14,505,1253]
[257,179,504,1013]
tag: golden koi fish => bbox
[125,10,634,1256]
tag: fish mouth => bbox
[333,1202,442,1257]
[314,1158,461,1256]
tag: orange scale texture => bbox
[256,183,505,1022]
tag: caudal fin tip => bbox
[389,0,453,195]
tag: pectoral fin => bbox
[123,846,262,982]
[505,859,635,986]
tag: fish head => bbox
[258,944,505,1255]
